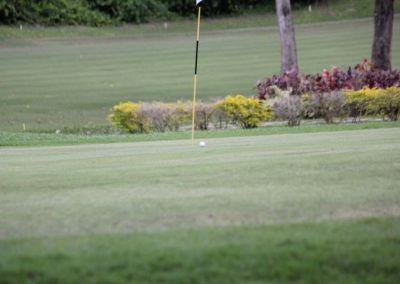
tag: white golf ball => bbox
[199,141,206,147]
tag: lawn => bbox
[1,17,399,131]
[1,127,400,283]
[1,120,400,147]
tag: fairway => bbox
[0,17,399,131]
[1,128,400,238]
[1,128,400,282]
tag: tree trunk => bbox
[372,0,394,70]
[276,0,299,74]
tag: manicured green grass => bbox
[1,218,399,284]
[1,128,400,283]
[1,120,400,147]
[1,17,399,131]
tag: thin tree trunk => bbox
[276,0,298,74]
[372,0,394,70]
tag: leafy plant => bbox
[0,0,280,25]
[256,60,400,99]
[215,95,272,128]
[108,101,151,133]
[345,87,400,121]
[304,91,346,123]
[367,87,400,121]
[139,102,170,132]
[165,101,190,131]
[160,0,273,17]
[210,107,230,130]
[272,95,304,126]
[344,88,374,122]
[194,101,214,130]
[0,0,111,26]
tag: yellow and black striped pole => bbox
[191,2,202,145]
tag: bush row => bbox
[345,87,400,122]
[0,0,319,26]
[0,0,110,26]
[271,87,400,126]
[108,95,271,133]
[256,59,400,99]
[109,87,400,133]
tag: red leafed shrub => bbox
[256,59,400,99]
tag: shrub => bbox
[108,101,151,133]
[344,88,375,122]
[272,95,304,126]
[139,102,170,132]
[160,0,274,17]
[95,0,171,24]
[210,107,230,130]
[0,0,111,26]
[215,95,272,128]
[194,101,214,130]
[344,87,400,121]
[256,60,400,99]
[304,91,346,123]
[165,101,190,131]
[367,87,400,121]
[109,101,191,133]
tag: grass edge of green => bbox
[1,120,399,147]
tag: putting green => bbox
[1,128,399,240]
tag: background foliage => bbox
[0,0,322,25]
[256,60,400,99]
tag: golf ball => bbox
[199,141,206,147]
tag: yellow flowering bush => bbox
[345,87,400,121]
[108,101,191,133]
[108,101,150,133]
[368,87,400,121]
[344,88,376,121]
[215,95,272,128]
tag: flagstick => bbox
[191,6,201,145]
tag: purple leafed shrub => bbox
[256,59,400,99]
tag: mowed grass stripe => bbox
[0,19,381,78]
[0,23,368,80]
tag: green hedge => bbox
[87,0,170,24]
[0,0,110,25]
[0,0,321,26]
